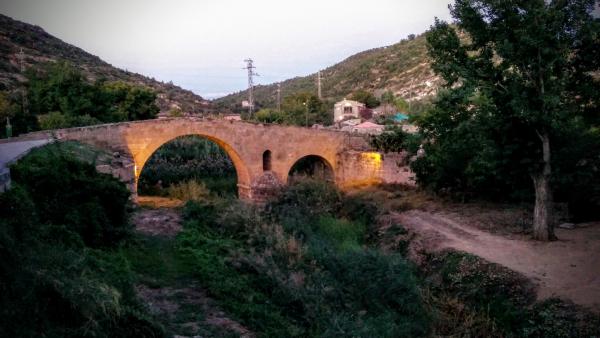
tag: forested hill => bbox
[0,13,210,115]
[214,31,441,111]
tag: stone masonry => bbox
[1,117,414,201]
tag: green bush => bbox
[267,178,342,223]
[315,250,430,337]
[0,143,163,337]
[10,143,131,247]
[314,216,365,252]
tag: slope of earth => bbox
[0,14,211,114]
[393,209,600,311]
[214,32,441,111]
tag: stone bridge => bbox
[0,117,413,200]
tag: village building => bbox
[341,121,385,135]
[333,99,365,122]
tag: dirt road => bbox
[394,210,600,310]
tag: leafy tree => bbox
[254,108,285,124]
[102,81,159,121]
[26,61,95,118]
[422,0,600,240]
[37,111,70,130]
[280,92,331,126]
[11,62,159,135]
[350,90,380,108]
[168,107,183,117]
[381,90,396,105]
[369,126,423,154]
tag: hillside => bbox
[0,14,211,115]
[214,32,441,111]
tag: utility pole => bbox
[243,58,259,115]
[317,71,322,99]
[18,48,28,116]
[276,83,281,112]
[303,101,308,127]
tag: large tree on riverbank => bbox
[422,0,600,240]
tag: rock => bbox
[95,164,112,174]
[558,222,575,229]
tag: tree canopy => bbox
[349,90,380,108]
[6,61,159,135]
[253,92,331,126]
[416,0,600,240]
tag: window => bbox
[262,150,272,171]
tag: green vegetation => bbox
[423,251,600,337]
[369,125,423,154]
[2,142,598,337]
[138,135,237,197]
[172,179,430,337]
[349,89,380,108]
[252,92,332,126]
[414,0,600,237]
[5,61,159,135]
[0,144,163,337]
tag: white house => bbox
[333,99,365,123]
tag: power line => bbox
[243,58,259,115]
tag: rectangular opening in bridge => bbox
[263,150,272,171]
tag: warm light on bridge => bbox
[361,152,382,168]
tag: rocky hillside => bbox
[0,14,211,115]
[214,32,441,111]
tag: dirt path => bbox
[393,210,600,310]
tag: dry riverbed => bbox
[131,197,254,337]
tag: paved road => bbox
[0,139,51,191]
[0,139,51,168]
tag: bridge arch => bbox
[287,154,334,182]
[131,133,252,199]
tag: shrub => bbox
[167,180,210,202]
[313,216,365,252]
[267,178,341,223]
[10,143,131,248]
[306,250,430,337]
[425,251,536,334]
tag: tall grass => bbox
[166,180,211,202]
[174,179,430,336]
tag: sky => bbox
[0,0,453,99]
